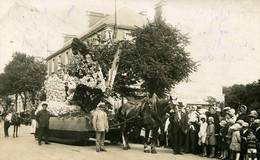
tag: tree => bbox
[68,18,197,101]
[223,80,260,111]
[0,52,47,110]
[130,18,198,97]
[205,96,218,105]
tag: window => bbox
[52,58,55,73]
[48,61,50,75]
[123,30,132,40]
[65,52,69,64]
[58,55,61,70]
[105,29,113,40]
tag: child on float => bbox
[198,114,208,157]
[229,123,242,160]
[206,117,216,158]
[219,120,228,160]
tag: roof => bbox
[46,7,147,60]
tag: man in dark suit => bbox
[169,105,183,155]
[180,105,189,152]
[36,102,51,145]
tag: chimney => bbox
[154,0,166,20]
[139,11,147,17]
[62,34,76,45]
[86,11,109,28]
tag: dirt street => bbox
[0,122,217,160]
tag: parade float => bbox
[35,40,123,145]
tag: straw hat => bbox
[223,107,231,111]
[220,120,227,127]
[239,105,247,111]
[250,110,258,117]
[226,119,235,124]
[97,102,106,108]
[41,102,48,106]
[242,122,249,127]
[200,114,207,120]
[236,120,244,126]
[254,119,260,124]
[208,117,214,123]
[231,123,241,130]
[226,109,235,116]
[192,105,197,110]
[248,113,257,118]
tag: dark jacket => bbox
[256,127,260,142]
[180,111,189,133]
[36,110,50,128]
[237,113,250,123]
[240,129,250,153]
[30,108,36,119]
[169,112,181,133]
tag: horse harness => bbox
[111,99,172,128]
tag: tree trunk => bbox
[24,92,27,111]
[20,92,27,111]
[15,93,18,112]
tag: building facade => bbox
[45,8,147,76]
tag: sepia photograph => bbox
[0,0,260,160]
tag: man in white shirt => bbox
[92,102,109,152]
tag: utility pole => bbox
[114,0,117,40]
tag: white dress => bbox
[198,121,208,144]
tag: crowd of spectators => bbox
[163,104,260,160]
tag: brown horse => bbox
[3,112,21,138]
[116,94,172,153]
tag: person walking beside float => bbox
[36,102,51,145]
[92,102,109,152]
[30,105,37,134]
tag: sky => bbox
[0,0,260,88]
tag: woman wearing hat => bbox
[229,123,242,160]
[248,113,257,133]
[225,109,237,124]
[237,105,249,123]
[198,114,208,157]
[206,117,216,158]
[219,120,228,160]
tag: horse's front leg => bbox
[121,130,128,150]
[16,125,18,137]
[151,128,159,154]
[143,128,150,153]
[13,125,15,138]
[4,121,9,137]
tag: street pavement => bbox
[0,121,217,160]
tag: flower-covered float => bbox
[35,41,123,144]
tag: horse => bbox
[3,112,22,138]
[115,93,173,154]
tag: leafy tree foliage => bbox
[223,79,260,111]
[0,52,47,110]
[66,18,197,111]
[130,18,198,97]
